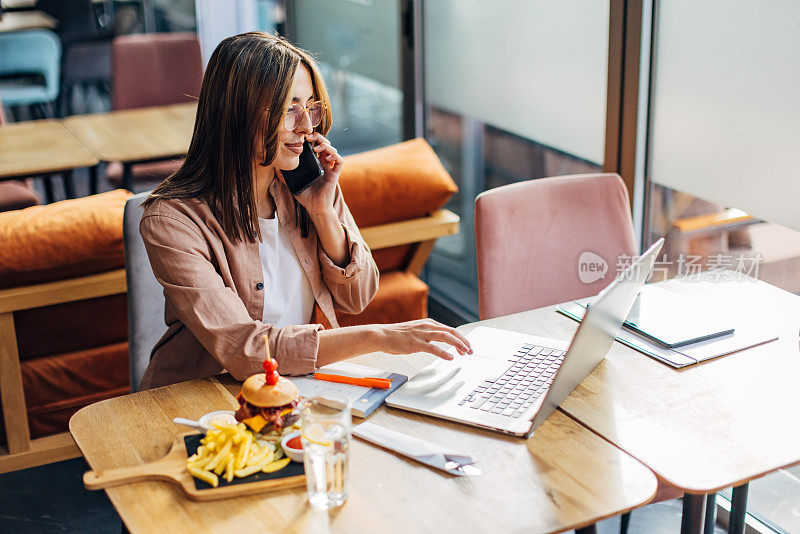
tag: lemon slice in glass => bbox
[302,423,332,447]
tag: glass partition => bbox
[648,0,800,231]
[290,0,402,155]
[423,0,609,321]
[646,3,800,530]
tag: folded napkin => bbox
[353,421,480,476]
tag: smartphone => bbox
[281,141,324,196]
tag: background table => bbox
[70,351,657,534]
[462,273,800,533]
[0,119,98,201]
[63,103,197,191]
[0,10,56,32]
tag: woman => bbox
[138,32,471,389]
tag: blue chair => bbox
[0,29,61,117]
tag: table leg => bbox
[681,493,706,534]
[89,165,99,196]
[61,170,75,199]
[42,175,55,204]
[122,163,133,192]
[575,524,597,534]
[728,483,749,534]
[704,493,716,533]
[621,511,631,534]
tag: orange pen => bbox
[313,373,392,389]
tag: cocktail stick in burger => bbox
[234,336,300,433]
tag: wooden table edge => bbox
[0,121,100,178]
[68,398,116,464]
[61,103,196,163]
[645,457,800,496]
[561,405,800,495]
[70,377,661,533]
[0,161,100,180]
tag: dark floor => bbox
[0,458,120,533]
[0,457,729,534]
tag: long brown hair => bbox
[143,32,332,242]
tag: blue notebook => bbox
[289,362,408,418]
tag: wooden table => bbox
[70,351,657,534]
[63,103,197,191]
[0,119,99,201]
[463,273,800,534]
[0,10,56,32]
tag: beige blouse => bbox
[138,176,379,389]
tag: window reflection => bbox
[425,108,601,322]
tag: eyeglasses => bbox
[284,101,325,131]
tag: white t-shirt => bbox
[257,215,315,327]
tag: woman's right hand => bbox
[376,319,473,360]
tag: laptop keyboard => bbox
[458,343,566,419]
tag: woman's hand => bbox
[316,319,474,368]
[377,319,474,361]
[294,132,343,217]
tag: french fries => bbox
[186,422,290,488]
[262,457,291,473]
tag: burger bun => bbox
[240,373,299,407]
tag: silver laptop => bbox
[387,238,665,437]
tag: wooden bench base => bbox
[0,432,80,474]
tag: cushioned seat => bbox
[0,190,131,445]
[21,342,129,438]
[0,180,39,213]
[338,271,429,327]
[335,138,457,326]
[339,138,457,227]
[0,189,131,288]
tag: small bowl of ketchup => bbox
[281,431,304,462]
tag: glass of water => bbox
[298,396,351,509]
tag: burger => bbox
[234,373,300,433]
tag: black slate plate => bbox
[184,434,304,490]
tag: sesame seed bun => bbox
[240,373,299,407]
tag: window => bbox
[422,0,609,321]
[290,0,402,155]
[646,1,800,530]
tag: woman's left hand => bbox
[294,132,344,217]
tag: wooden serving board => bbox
[83,434,306,501]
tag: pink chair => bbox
[0,96,41,212]
[475,173,637,320]
[111,32,202,110]
[475,173,681,530]
[105,33,203,186]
